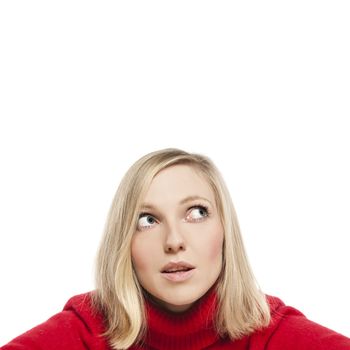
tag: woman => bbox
[2,148,349,350]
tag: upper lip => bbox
[161,261,195,273]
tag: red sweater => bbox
[1,291,349,350]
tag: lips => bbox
[161,261,195,273]
[161,261,196,282]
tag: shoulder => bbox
[1,292,109,350]
[249,295,350,350]
[63,292,104,330]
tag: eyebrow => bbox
[140,195,212,211]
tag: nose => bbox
[163,221,186,253]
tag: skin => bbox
[131,164,224,313]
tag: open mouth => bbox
[161,265,196,282]
[162,267,194,274]
[160,261,195,281]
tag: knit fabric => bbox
[2,290,350,350]
[141,288,219,349]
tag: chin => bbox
[159,296,196,312]
[158,288,209,310]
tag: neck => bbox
[141,287,219,350]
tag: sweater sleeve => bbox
[0,294,108,350]
[266,307,350,350]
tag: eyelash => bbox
[137,204,210,230]
[188,204,210,221]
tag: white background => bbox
[1,1,349,345]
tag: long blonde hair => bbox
[93,148,271,349]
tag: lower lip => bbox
[161,269,195,282]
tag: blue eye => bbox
[187,205,209,221]
[137,214,157,230]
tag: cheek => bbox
[206,224,224,262]
[209,233,224,261]
[131,238,148,272]
[131,235,158,273]
[192,226,224,263]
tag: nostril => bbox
[165,243,185,252]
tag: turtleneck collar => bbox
[142,287,219,350]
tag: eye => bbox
[186,205,209,222]
[137,214,157,230]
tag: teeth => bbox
[165,267,190,273]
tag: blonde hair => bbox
[93,148,271,349]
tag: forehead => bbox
[142,164,215,204]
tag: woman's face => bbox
[131,164,224,312]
